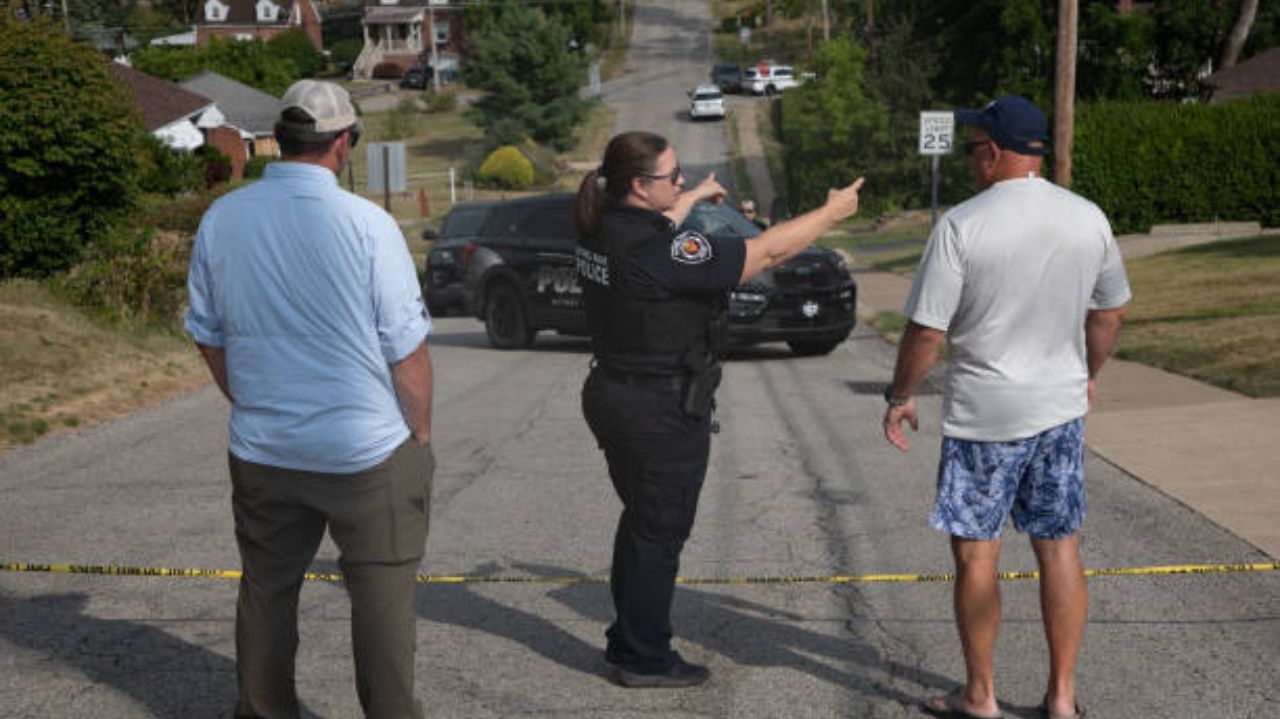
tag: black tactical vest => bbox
[576,205,725,376]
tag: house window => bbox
[434,20,450,45]
[256,0,280,22]
[204,0,229,22]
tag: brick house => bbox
[196,0,324,52]
[354,0,469,81]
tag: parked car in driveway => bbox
[399,67,428,90]
[746,64,801,95]
[711,63,744,93]
[688,84,726,121]
[456,194,856,355]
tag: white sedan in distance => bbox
[688,84,726,121]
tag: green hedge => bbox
[1074,96,1280,234]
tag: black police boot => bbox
[613,656,710,688]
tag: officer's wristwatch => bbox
[883,385,910,407]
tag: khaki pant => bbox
[228,440,434,719]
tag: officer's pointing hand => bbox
[688,172,727,205]
[825,177,865,222]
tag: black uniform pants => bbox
[581,367,712,673]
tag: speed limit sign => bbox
[919,111,955,155]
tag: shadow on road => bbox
[412,562,606,677]
[413,561,962,708]
[0,591,322,718]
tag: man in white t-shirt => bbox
[882,95,1129,719]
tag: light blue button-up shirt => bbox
[185,162,430,473]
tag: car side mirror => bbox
[421,228,439,240]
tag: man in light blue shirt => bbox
[186,79,434,719]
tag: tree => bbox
[779,38,888,212]
[133,35,297,95]
[0,16,143,277]
[1077,0,1154,101]
[1221,0,1259,68]
[267,28,323,79]
[863,15,945,209]
[463,1,589,152]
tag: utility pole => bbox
[429,7,440,93]
[821,0,830,42]
[1053,0,1078,188]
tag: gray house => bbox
[179,71,282,159]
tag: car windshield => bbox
[440,206,490,237]
[694,90,722,101]
[681,203,762,240]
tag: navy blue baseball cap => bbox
[955,95,1049,156]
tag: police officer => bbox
[573,131,864,688]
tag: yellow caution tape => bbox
[2,560,1276,585]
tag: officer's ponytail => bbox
[573,131,668,238]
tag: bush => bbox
[1073,95,1280,233]
[138,133,204,196]
[243,155,275,179]
[195,145,233,188]
[373,61,402,80]
[328,38,363,72]
[477,146,535,190]
[0,17,143,277]
[59,230,193,326]
[140,186,233,234]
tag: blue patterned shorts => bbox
[930,418,1085,540]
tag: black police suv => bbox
[423,200,498,316]
[455,193,856,355]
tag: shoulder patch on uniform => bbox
[670,230,713,265]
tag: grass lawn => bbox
[1118,235,1280,398]
[0,281,207,452]
[843,230,1280,399]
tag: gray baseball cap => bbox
[279,79,360,134]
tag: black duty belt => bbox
[595,364,685,393]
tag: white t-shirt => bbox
[904,177,1131,441]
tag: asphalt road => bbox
[3,316,1278,718]
[2,2,1277,717]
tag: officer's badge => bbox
[670,231,712,265]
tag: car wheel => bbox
[484,282,535,349]
[787,339,841,356]
[765,84,777,97]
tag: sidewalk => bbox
[850,245,1280,561]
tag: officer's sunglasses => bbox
[640,164,682,184]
